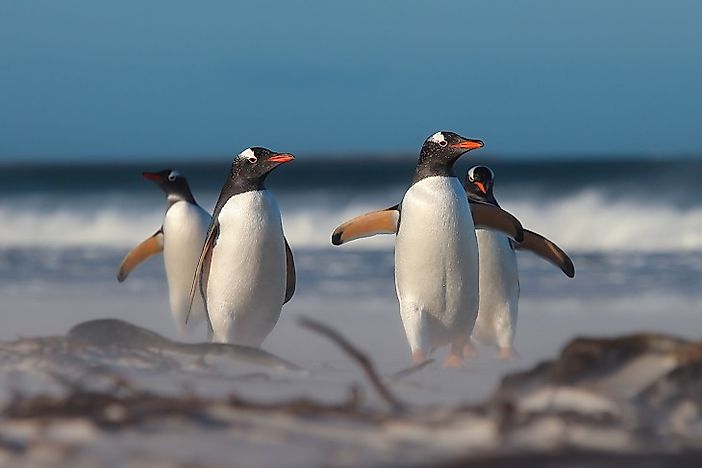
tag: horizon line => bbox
[1,151,701,167]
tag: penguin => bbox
[187,147,296,347]
[331,131,525,367]
[464,165,575,359]
[117,170,211,335]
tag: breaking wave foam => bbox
[1,191,702,252]
[505,191,702,252]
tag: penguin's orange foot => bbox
[442,353,465,369]
[463,342,479,358]
[498,347,518,361]
[412,350,428,365]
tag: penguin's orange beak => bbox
[142,172,161,181]
[451,139,484,150]
[269,153,295,163]
[474,181,487,194]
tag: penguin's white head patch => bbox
[239,148,257,164]
[429,132,447,147]
[167,170,181,182]
[467,166,494,182]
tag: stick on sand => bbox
[299,317,405,412]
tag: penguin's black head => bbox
[230,147,295,184]
[143,169,196,203]
[465,165,498,205]
[421,131,484,161]
[415,132,484,181]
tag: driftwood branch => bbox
[389,359,435,382]
[298,317,405,412]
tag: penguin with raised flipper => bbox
[117,170,211,335]
[464,165,574,359]
[332,132,525,367]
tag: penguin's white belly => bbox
[162,201,211,334]
[206,190,286,347]
[471,229,520,348]
[395,176,479,351]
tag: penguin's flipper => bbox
[470,202,525,242]
[116,230,164,282]
[515,229,575,278]
[331,205,400,246]
[199,235,215,333]
[284,237,296,303]
[186,222,219,324]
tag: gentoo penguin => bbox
[117,170,211,335]
[187,147,296,347]
[331,131,525,367]
[465,165,575,359]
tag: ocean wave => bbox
[0,206,164,249]
[1,191,702,252]
[505,190,702,252]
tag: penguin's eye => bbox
[438,140,448,148]
[168,173,177,181]
[247,156,258,164]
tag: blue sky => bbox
[1,1,701,161]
